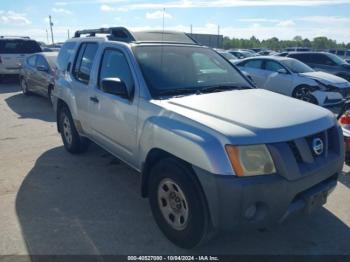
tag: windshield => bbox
[327,53,347,65]
[134,45,251,97]
[281,59,314,73]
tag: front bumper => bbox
[194,166,339,231]
[193,125,344,231]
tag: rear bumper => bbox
[0,68,20,75]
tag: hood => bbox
[155,89,335,145]
[299,71,349,85]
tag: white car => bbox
[235,56,350,106]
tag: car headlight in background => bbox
[225,144,276,177]
[315,80,331,91]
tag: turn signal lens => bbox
[225,144,276,177]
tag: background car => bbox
[286,52,350,81]
[19,52,58,104]
[228,49,256,59]
[328,49,350,61]
[215,49,238,63]
[0,36,42,80]
[235,56,350,106]
[284,47,312,52]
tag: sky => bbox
[0,0,350,44]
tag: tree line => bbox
[223,36,350,51]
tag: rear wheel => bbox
[148,158,211,249]
[59,106,89,154]
[21,78,30,96]
[292,85,318,105]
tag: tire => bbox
[48,85,54,105]
[292,85,318,105]
[148,158,211,249]
[20,78,30,96]
[58,105,89,154]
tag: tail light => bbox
[339,112,350,126]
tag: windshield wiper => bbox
[156,87,199,98]
[200,85,251,94]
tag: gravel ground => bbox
[0,82,349,255]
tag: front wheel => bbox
[59,106,89,154]
[148,158,211,249]
[292,86,318,105]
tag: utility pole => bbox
[190,24,193,35]
[45,29,49,44]
[48,15,54,45]
[217,25,220,48]
[67,29,70,39]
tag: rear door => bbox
[262,60,294,95]
[24,55,37,89]
[32,55,51,96]
[238,59,265,88]
[70,42,99,131]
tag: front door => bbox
[88,47,138,166]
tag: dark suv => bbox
[0,37,42,79]
[287,52,350,81]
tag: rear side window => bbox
[57,42,76,71]
[99,49,134,91]
[73,42,98,84]
[243,60,263,69]
[27,55,37,67]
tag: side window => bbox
[289,54,308,63]
[36,55,49,69]
[27,55,37,67]
[265,61,284,72]
[20,41,42,54]
[319,55,336,65]
[244,60,263,69]
[57,42,76,71]
[99,49,134,92]
[73,43,98,84]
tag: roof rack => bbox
[74,27,198,45]
[0,36,31,39]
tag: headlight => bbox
[225,144,276,177]
[315,80,330,91]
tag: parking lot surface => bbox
[0,82,350,255]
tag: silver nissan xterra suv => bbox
[53,27,344,249]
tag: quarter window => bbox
[99,49,134,92]
[73,43,98,84]
[57,42,76,71]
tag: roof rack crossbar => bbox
[0,36,31,39]
[74,27,135,42]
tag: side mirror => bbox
[37,65,48,72]
[277,68,288,74]
[101,78,129,99]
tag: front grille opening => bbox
[288,141,303,163]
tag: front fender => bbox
[138,116,234,176]
[55,78,79,120]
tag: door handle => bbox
[90,96,99,103]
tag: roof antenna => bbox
[162,8,165,41]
